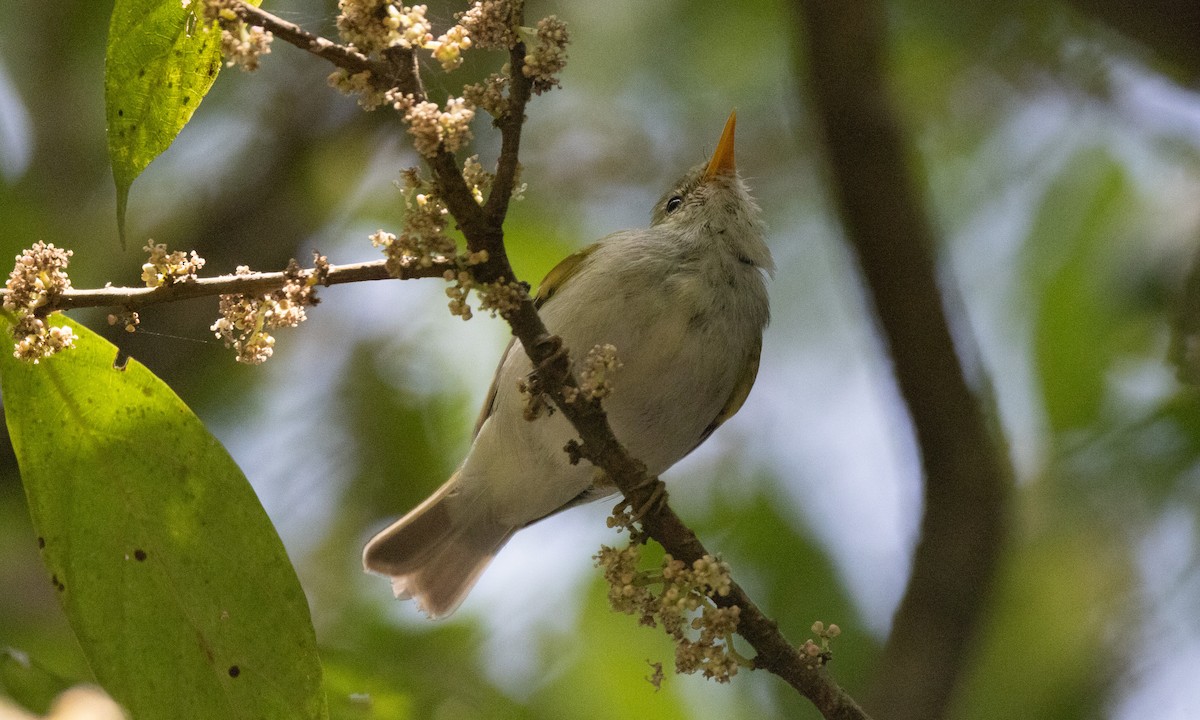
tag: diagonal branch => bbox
[227,1,386,78]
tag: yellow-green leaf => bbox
[0,316,328,720]
[105,0,224,244]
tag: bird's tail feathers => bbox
[363,472,513,618]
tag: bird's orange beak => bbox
[703,111,737,180]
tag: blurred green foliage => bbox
[2,0,1200,718]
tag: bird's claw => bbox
[612,474,667,527]
[532,334,568,377]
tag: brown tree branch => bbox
[7,259,452,314]
[227,1,387,78]
[792,0,1012,718]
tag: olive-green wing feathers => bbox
[533,243,599,309]
[472,244,601,438]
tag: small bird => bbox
[363,112,773,618]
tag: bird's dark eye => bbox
[665,196,683,214]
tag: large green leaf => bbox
[0,316,327,720]
[105,0,259,243]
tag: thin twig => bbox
[229,2,387,78]
[9,259,453,313]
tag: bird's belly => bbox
[465,271,760,528]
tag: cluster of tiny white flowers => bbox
[372,169,456,275]
[462,72,510,120]
[3,242,76,363]
[391,94,476,157]
[578,343,621,401]
[337,0,432,55]
[199,0,273,71]
[210,263,316,364]
[594,543,745,683]
[428,24,472,71]
[461,155,493,204]
[440,263,513,321]
[10,318,76,364]
[328,69,389,111]
[474,276,525,319]
[456,0,518,50]
[221,22,273,71]
[523,15,569,94]
[141,241,206,287]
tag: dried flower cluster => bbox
[457,0,519,50]
[462,72,510,120]
[221,22,273,71]
[577,343,621,401]
[3,242,76,363]
[595,543,745,683]
[517,371,552,421]
[372,169,455,274]
[210,262,317,364]
[390,94,475,157]
[442,270,521,321]
[327,0,568,162]
[141,241,206,287]
[523,16,569,94]
[200,0,273,71]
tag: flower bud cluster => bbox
[210,262,317,364]
[801,620,842,669]
[391,94,475,158]
[578,343,621,401]
[327,0,568,158]
[463,72,511,121]
[221,22,273,71]
[457,0,519,50]
[200,0,273,71]
[595,543,745,684]
[107,311,140,334]
[373,169,455,274]
[141,241,206,288]
[4,242,76,363]
[337,0,432,55]
[523,16,569,94]
[441,269,520,321]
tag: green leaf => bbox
[0,316,328,720]
[104,0,235,245]
[1028,151,1131,433]
[0,648,74,714]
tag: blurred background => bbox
[2,0,1200,717]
